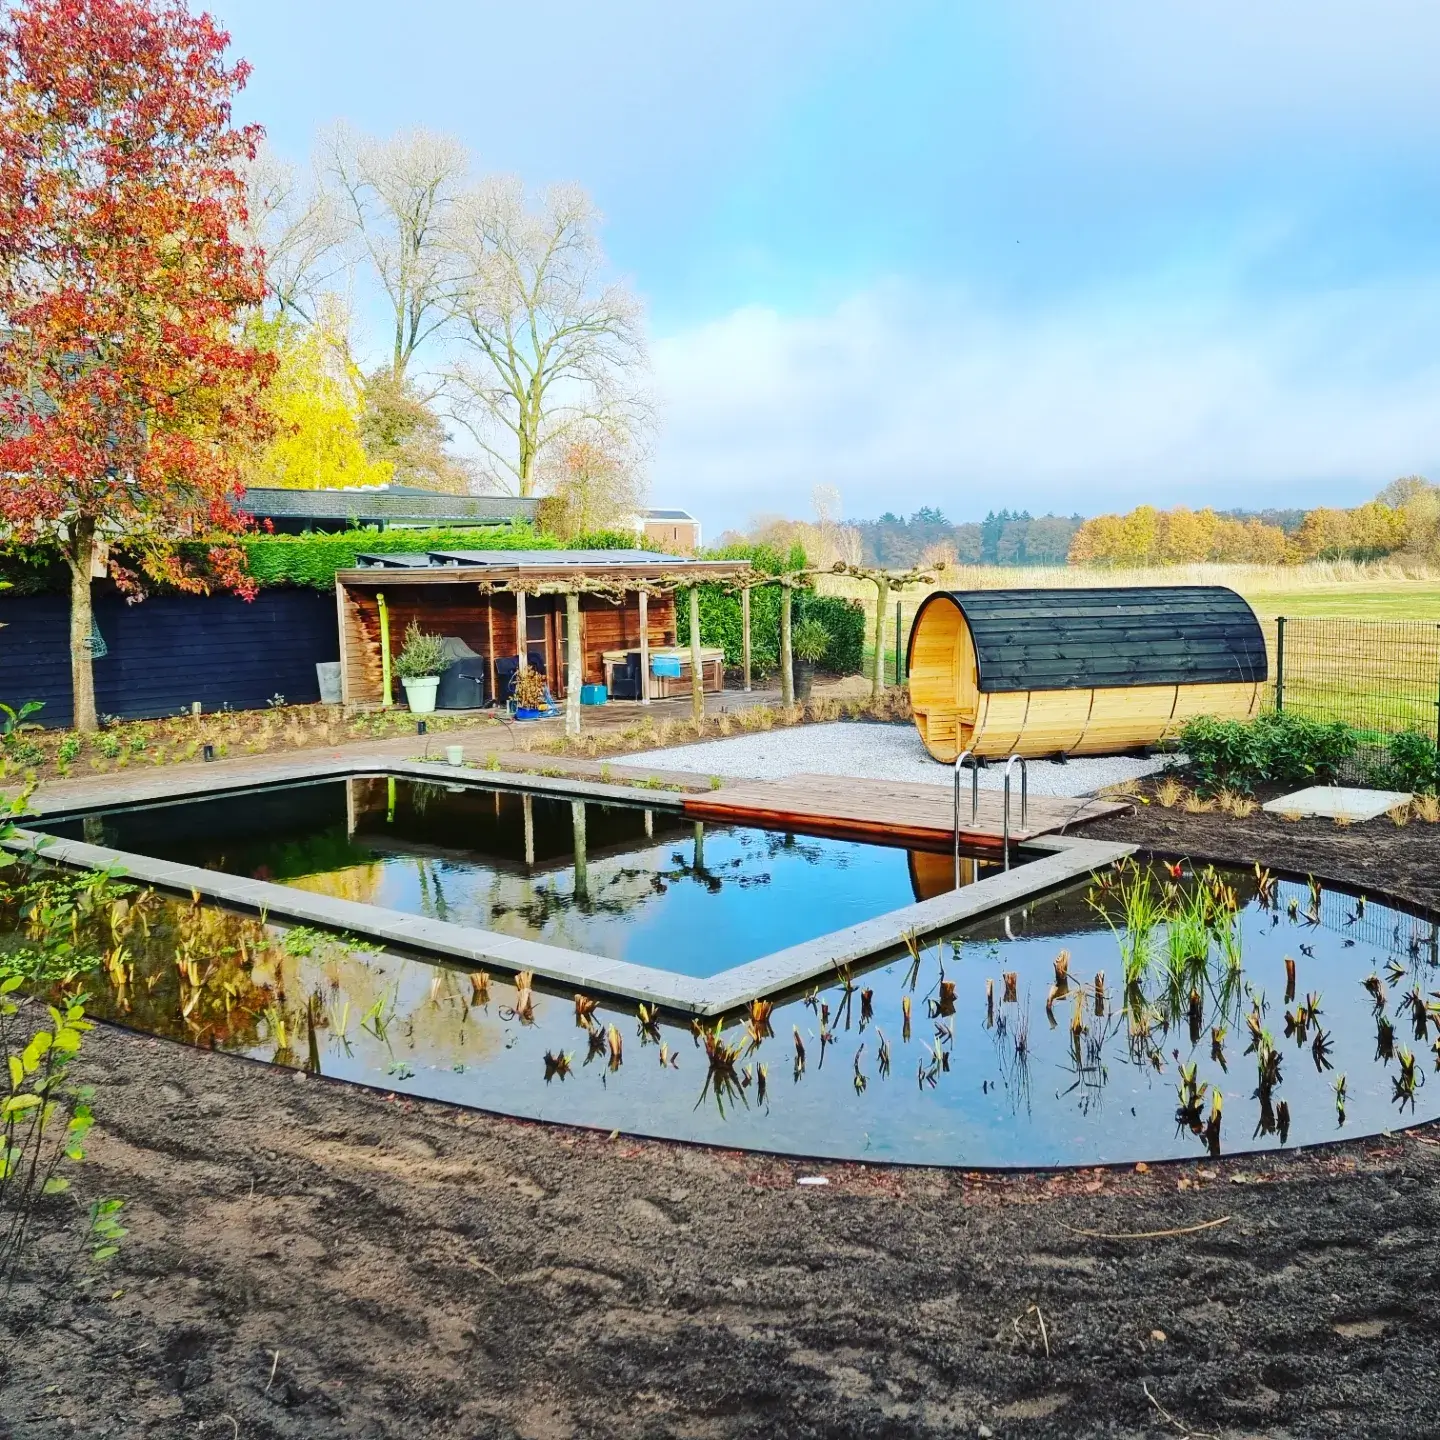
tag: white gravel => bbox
[625,722,1176,798]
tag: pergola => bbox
[334,549,755,734]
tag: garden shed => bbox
[334,549,753,709]
[906,585,1268,761]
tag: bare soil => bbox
[3,1014,1440,1439]
[1086,785,1440,913]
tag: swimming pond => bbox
[14,854,1437,1168]
[34,776,1014,979]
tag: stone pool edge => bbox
[7,759,1135,1014]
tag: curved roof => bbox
[908,585,1268,693]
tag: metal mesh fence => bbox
[1270,617,1440,783]
[1272,618,1440,740]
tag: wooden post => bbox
[638,588,650,705]
[779,579,794,708]
[515,588,528,673]
[872,575,890,698]
[522,792,535,867]
[565,589,582,738]
[688,586,704,723]
[741,586,752,693]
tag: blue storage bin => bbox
[651,655,682,678]
[580,683,608,706]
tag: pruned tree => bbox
[443,178,650,496]
[240,143,344,322]
[358,370,476,494]
[323,124,468,384]
[0,0,271,732]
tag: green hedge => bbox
[1176,711,1358,795]
[672,541,865,674]
[0,525,653,595]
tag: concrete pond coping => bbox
[6,757,1135,1015]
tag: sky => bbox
[215,0,1440,535]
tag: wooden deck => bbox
[682,773,1129,851]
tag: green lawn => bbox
[1240,584,1440,621]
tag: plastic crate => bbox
[580,683,608,706]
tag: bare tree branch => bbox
[321,124,469,382]
[441,178,651,496]
[239,145,345,323]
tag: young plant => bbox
[394,622,448,681]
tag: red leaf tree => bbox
[0,0,270,730]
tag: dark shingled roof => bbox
[353,549,687,569]
[909,585,1269,693]
[240,487,537,525]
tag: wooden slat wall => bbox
[0,589,339,727]
[340,583,676,703]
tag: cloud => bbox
[649,275,1440,532]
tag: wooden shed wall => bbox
[339,583,676,706]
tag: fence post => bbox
[1434,623,1440,789]
[1274,616,1286,713]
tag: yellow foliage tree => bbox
[242,316,393,491]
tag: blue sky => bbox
[217,0,1440,534]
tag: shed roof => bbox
[352,549,687,569]
[910,586,1268,693]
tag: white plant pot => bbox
[402,676,439,714]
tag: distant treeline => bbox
[853,509,1084,568]
[847,493,1424,568]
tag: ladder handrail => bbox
[952,748,978,890]
[1001,754,1029,871]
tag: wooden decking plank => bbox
[682,773,1127,847]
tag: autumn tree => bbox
[240,143,343,322]
[0,0,269,731]
[535,428,646,539]
[358,370,474,493]
[242,306,391,491]
[444,179,650,495]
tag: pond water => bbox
[35,777,1006,978]
[12,853,1437,1168]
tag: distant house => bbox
[240,484,538,535]
[640,508,701,552]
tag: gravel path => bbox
[626,721,1175,797]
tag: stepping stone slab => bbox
[1262,786,1412,823]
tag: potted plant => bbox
[512,666,549,719]
[791,618,830,702]
[394,622,448,714]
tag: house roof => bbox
[645,509,696,522]
[240,486,537,525]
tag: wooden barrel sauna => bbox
[906,586,1267,762]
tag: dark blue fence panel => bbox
[0,588,339,727]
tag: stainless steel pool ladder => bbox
[1002,754,1029,871]
[952,749,978,890]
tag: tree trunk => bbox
[872,576,890,698]
[779,581,795,708]
[565,590,582,738]
[68,526,99,733]
[741,586,752,692]
[688,587,704,724]
[638,588,650,704]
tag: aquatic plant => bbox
[1283,956,1296,1004]
[1276,1099,1291,1144]
[1376,1014,1395,1063]
[743,999,774,1052]
[573,993,596,1026]
[695,1020,746,1113]
[1363,973,1387,1012]
[933,980,956,1019]
[853,1044,867,1094]
[792,1026,806,1078]
[1093,971,1105,1018]
[543,1050,572,1081]
[1053,950,1070,989]
[756,1063,768,1106]
[1311,1025,1334,1073]
[1002,972,1018,1005]
[1175,1061,1207,1133]
[1393,1046,1420,1111]
[512,971,535,1024]
[876,1029,891,1078]
[859,988,874,1028]
[1334,1073,1347,1125]
[605,1024,624,1071]
[1211,1026,1228,1071]
[1204,1091,1223,1157]
[902,994,912,1043]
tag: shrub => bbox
[792,618,831,664]
[1378,729,1439,794]
[394,622,448,680]
[1178,711,1358,795]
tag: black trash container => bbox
[435,637,489,709]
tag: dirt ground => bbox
[5,775,1440,1438]
[1086,786,1440,914]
